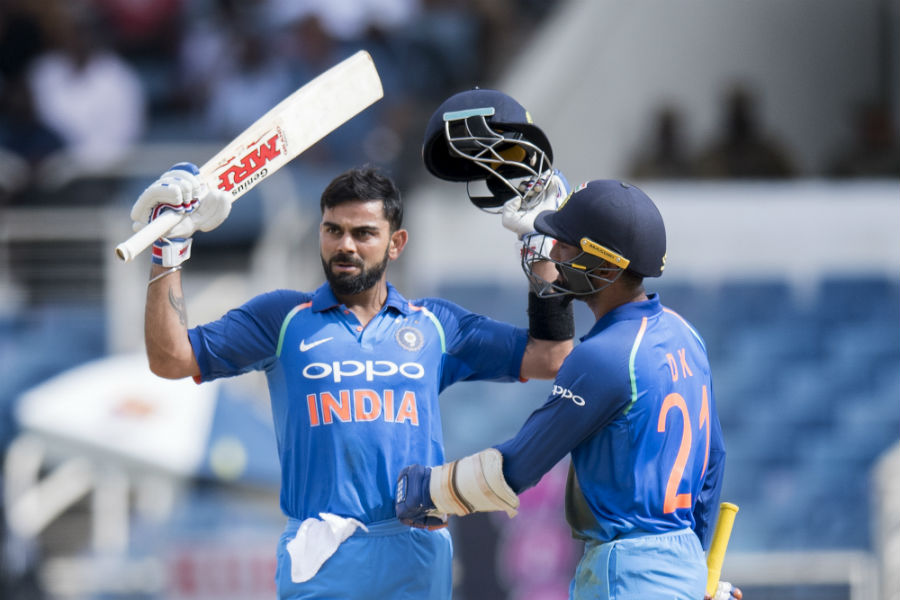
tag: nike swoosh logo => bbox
[299,337,333,352]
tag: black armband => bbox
[527,292,575,341]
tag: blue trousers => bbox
[276,518,452,599]
[570,528,706,600]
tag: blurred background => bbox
[0,0,898,599]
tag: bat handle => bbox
[115,211,184,262]
[706,502,739,597]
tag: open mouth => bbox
[332,264,359,275]
[329,255,364,274]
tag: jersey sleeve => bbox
[188,289,308,382]
[420,298,529,390]
[496,342,632,493]
[690,383,726,549]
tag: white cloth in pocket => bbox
[286,513,368,583]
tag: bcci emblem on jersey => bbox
[396,326,424,351]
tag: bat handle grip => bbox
[706,502,739,597]
[115,211,184,262]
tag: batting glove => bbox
[500,174,567,238]
[502,174,568,264]
[130,162,232,266]
[395,464,447,530]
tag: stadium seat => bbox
[716,279,797,325]
[817,275,900,323]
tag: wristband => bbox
[152,237,192,267]
[527,292,574,340]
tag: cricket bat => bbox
[706,502,739,597]
[115,50,383,262]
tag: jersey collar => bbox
[311,281,413,316]
[580,293,663,341]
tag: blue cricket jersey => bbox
[497,294,725,548]
[189,282,528,524]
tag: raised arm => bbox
[131,162,231,379]
[519,257,574,379]
[145,265,199,379]
[508,197,575,380]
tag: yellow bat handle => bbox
[706,502,739,597]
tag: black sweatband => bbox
[527,292,575,341]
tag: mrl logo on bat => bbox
[216,130,285,192]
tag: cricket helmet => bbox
[422,88,554,210]
[524,180,667,297]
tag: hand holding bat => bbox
[129,163,231,267]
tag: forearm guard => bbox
[429,449,519,518]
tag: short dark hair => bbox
[320,167,403,231]
[619,269,645,291]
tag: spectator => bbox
[0,1,46,83]
[827,102,900,177]
[0,77,65,202]
[629,105,694,180]
[692,84,795,179]
[0,2,64,201]
[176,0,269,122]
[26,3,146,178]
[203,30,295,140]
[267,0,420,43]
[89,0,183,114]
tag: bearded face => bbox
[321,247,390,296]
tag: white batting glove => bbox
[504,174,568,264]
[500,174,567,238]
[130,162,231,266]
[501,193,550,238]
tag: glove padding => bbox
[131,162,231,239]
[395,464,447,530]
[706,581,742,600]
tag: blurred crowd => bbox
[3,0,898,210]
[1,0,898,208]
[628,86,900,180]
[0,0,556,204]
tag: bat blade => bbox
[116,50,383,262]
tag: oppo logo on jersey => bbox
[553,384,585,406]
[302,360,425,382]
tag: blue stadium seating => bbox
[0,304,107,449]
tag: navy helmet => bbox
[525,180,667,296]
[422,88,554,209]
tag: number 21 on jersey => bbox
[656,383,710,514]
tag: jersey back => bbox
[568,302,719,540]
